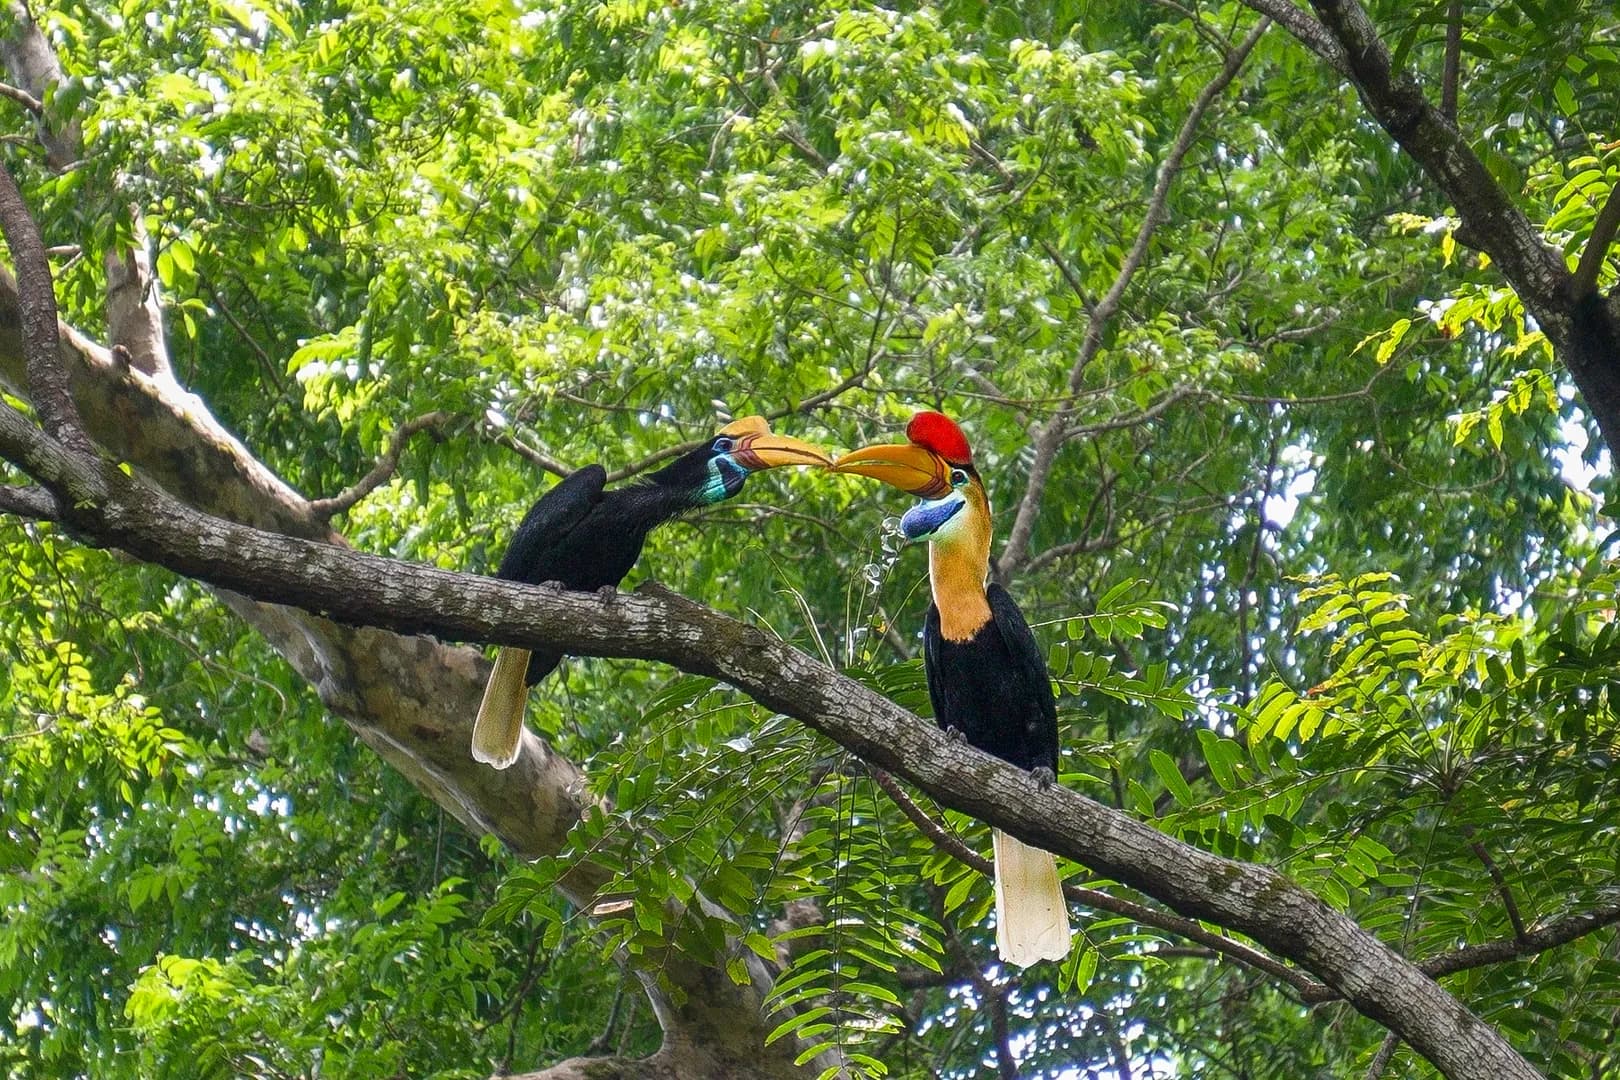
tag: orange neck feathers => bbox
[928,483,993,642]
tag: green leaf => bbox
[1149,750,1193,807]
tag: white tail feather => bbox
[992,828,1072,967]
[471,647,531,769]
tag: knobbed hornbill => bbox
[472,415,830,769]
[833,411,1072,966]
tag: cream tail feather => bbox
[992,828,1072,967]
[471,646,531,769]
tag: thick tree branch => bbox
[508,1053,681,1080]
[0,397,826,1075]
[3,3,171,382]
[0,390,1539,1080]
[1301,0,1563,300]
[309,411,451,520]
[997,19,1268,580]
[1233,0,1350,73]
[0,479,52,517]
[0,161,91,456]
[1273,0,1620,455]
[0,269,823,1076]
[104,216,171,378]
[0,2,79,170]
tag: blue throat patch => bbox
[901,495,965,539]
[701,455,746,504]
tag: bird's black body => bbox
[832,409,1071,965]
[494,453,727,684]
[471,415,826,770]
[922,584,1058,774]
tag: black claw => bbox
[945,725,967,744]
[596,585,618,603]
[539,579,566,591]
[1030,766,1056,789]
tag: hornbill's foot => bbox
[538,579,566,591]
[1030,766,1056,789]
[595,585,618,603]
[944,725,967,744]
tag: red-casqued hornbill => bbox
[832,411,1072,966]
[472,416,830,769]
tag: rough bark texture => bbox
[0,166,91,454]
[0,391,1545,1080]
[0,3,831,1060]
[103,214,171,378]
[0,270,591,856]
[1,0,168,380]
[0,273,819,1080]
[0,0,80,170]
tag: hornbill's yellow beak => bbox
[829,442,953,499]
[719,415,833,469]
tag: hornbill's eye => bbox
[713,436,737,453]
[949,468,969,487]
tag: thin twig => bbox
[498,931,548,1073]
[986,981,1019,1079]
[1462,825,1528,942]
[585,979,628,1055]
[1572,183,1620,298]
[937,919,1020,1079]
[1441,0,1462,121]
[1061,384,1202,440]
[1420,901,1620,979]
[603,370,871,483]
[488,427,573,480]
[206,282,285,392]
[1093,1010,1133,1080]
[1365,1032,1401,1079]
[307,412,451,520]
[0,81,43,115]
[1020,494,1229,576]
[997,18,1270,580]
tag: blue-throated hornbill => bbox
[833,411,1072,966]
[472,415,829,769]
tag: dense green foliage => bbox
[3,0,1618,1077]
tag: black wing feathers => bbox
[497,464,607,582]
[920,587,1058,774]
[923,605,947,726]
[987,584,1057,731]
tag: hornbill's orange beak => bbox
[719,415,834,469]
[829,442,953,499]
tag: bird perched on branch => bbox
[472,415,830,769]
[832,411,1071,966]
